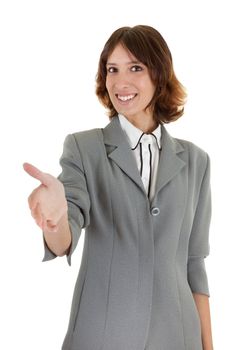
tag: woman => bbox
[24,25,214,350]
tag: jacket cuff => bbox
[42,203,83,266]
[187,256,210,297]
[65,211,83,266]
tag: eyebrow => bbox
[106,60,142,66]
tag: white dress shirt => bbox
[118,113,162,203]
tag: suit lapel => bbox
[154,124,186,196]
[103,115,146,194]
[102,115,186,202]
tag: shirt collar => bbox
[118,113,162,150]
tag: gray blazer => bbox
[43,115,211,350]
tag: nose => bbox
[114,72,132,90]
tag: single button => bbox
[151,207,160,216]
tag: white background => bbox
[0,0,232,349]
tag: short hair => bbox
[95,25,187,124]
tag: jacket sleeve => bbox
[187,152,212,297]
[42,133,91,266]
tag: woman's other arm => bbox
[193,293,214,350]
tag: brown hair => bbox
[95,25,187,124]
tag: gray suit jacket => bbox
[43,115,211,350]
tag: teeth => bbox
[117,94,136,101]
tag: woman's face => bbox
[105,43,156,121]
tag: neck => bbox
[123,114,158,133]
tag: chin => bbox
[118,108,138,117]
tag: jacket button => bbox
[151,207,160,216]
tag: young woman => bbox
[24,25,214,350]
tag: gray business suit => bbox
[43,115,211,350]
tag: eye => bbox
[131,65,143,72]
[107,67,117,73]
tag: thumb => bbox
[23,162,52,186]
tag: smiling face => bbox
[105,43,156,122]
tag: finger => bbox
[36,206,53,229]
[47,219,57,227]
[41,214,47,232]
[31,203,43,227]
[23,163,51,186]
[28,187,40,211]
[32,206,44,229]
[34,203,50,230]
[42,219,58,233]
[47,220,58,233]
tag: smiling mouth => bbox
[116,93,137,102]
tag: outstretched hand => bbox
[23,162,67,232]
